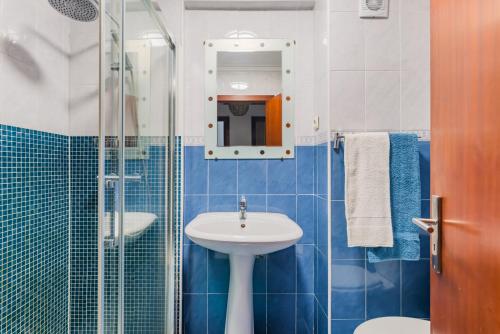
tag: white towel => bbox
[344,133,393,247]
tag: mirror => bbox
[205,39,295,159]
[217,51,282,147]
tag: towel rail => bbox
[332,132,425,152]
[332,133,345,152]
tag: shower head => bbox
[48,0,99,22]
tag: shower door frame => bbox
[97,1,177,333]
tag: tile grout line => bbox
[295,147,298,334]
[206,157,209,334]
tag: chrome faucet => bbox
[239,196,247,220]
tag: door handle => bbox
[412,217,437,233]
[412,195,442,274]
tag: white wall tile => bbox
[328,0,429,131]
[68,20,99,136]
[401,9,430,71]
[69,85,99,136]
[365,71,400,130]
[330,70,365,130]
[0,53,40,129]
[330,0,358,12]
[314,0,330,134]
[0,0,70,134]
[330,11,364,70]
[401,0,430,13]
[364,0,400,71]
[401,69,429,130]
[70,21,99,87]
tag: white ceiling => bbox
[184,0,315,11]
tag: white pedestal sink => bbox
[185,212,303,334]
[105,211,158,244]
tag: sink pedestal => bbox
[225,254,255,334]
[185,212,303,334]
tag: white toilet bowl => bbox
[354,317,430,334]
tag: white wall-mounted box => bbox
[359,0,389,18]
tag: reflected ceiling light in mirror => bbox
[225,30,257,39]
[230,81,249,91]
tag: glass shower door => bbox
[98,0,176,333]
[121,0,174,332]
[97,0,123,332]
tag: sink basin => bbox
[105,211,158,242]
[185,212,303,334]
[185,212,302,255]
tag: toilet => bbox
[354,317,430,334]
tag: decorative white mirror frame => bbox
[204,38,295,159]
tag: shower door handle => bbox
[413,195,442,274]
[102,174,142,181]
[98,173,142,188]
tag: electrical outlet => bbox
[313,116,320,131]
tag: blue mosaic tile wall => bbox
[329,141,431,333]
[0,125,69,333]
[314,143,329,334]
[70,136,98,333]
[69,137,170,333]
[183,146,316,334]
[123,142,167,334]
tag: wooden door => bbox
[265,94,282,146]
[431,0,500,333]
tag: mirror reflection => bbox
[216,51,282,147]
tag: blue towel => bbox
[368,133,421,263]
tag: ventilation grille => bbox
[359,0,388,18]
[366,0,383,11]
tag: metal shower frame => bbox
[97,1,177,333]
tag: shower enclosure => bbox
[0,0,178,332]
[97,0,178,333]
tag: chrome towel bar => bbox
[332,132,425,152]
